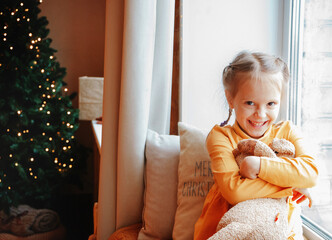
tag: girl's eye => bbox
[268,102,276,107]
[246,101,254,106]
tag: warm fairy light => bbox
[3,38,6,41]
[70,158,74,162]
[29,33,32,37]
[39,107,43,111]
[20,3,24,6]
[38,37,41,41]
[41,69,45,73]
[10,46,13,50]
[36,54,39,58]
[47,111,50,114]
[17,18,20,22]
[67,111,71,115]
[63,164,66,167]
[34,176,37,179]
[71,136,75,139]
[54,158,58,163]
[30,158,34,162]
[66,140,69,143]
[27,18,30,22]
[52,89,56,92]
[8,186,11,190]
[15,162,18,166]
[30,172,33,176]
[66,123,70,127]
[17,110,22,115]
[50,56,54,59]
[64,88,68,92]
[42,132,45,136]
[63,146,67,150]
[69,165,72,168]
[45,148,49,152]
[39,85,42,88]
[46,122,50,126]
[30,138,33,141]
[9,154,13,158]
[7,129,10,132]
[4,26,7,29]
[51,84,55,88]
[30,45,33,49]
[47,95,51,99]
[11,12,15,16]
[70,125,74,128]
[17,132,22,136]
[49,137,52,141]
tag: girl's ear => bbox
[225,90,234,109]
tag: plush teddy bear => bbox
[0,205,60,236]
[208,138,298,240]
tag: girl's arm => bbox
[257,123,318,189]
[207,128,293,206]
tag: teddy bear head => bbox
[233,138,295,168]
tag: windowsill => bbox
[91,120,102,153]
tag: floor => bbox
[53,193,94,240]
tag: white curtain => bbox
[97,0,175,240]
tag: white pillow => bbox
[138,129,180,240]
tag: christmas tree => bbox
[0,0,79,210]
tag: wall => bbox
[181,0,285,130]
[40,0,106,108]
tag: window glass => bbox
[294,0,332,236]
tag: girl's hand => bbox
[292,188,313,208]
[239,156,261,179]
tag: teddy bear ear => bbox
[270,138,295,157]
[233,148,240,158]
[237,139,258,155]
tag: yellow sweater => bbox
[194,121,318,240]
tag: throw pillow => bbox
[172,122,213,240]
[138,129,180,240]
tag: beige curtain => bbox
[97,1,175,240]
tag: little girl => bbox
[194,51,318,240]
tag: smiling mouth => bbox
[248,120,268,127]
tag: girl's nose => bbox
[256,107,267,118]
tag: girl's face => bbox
[226,73,282,138]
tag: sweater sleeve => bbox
[206,127,293,206]
[258,122,318,188]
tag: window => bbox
[288,0,332,238]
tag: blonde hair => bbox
[223,51,289,98]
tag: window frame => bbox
[284,0,332,239]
